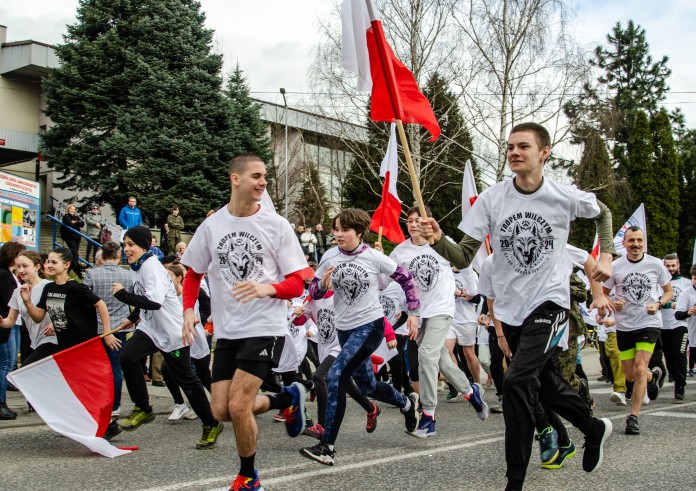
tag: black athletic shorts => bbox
[616,328,660,359]
[211,336,285,382]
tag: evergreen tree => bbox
[677,130,696,272]
[570,130,619,250]
[649,109,680,258]
[42,0,237,228]
[296,161,330,228]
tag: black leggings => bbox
[162,354,211,405]
[120,330,216,426]
[407,338,419,382]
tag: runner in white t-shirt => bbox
[446,265,482,389]
[113,226,222,449]
[418,123,615,490]
[603,226,672,435]
[660,253,690,400]
[390,207,488,439]
[300,208,421,466]
[180,155,309,491]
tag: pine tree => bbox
[648,109,680,258]
[677,130,696,271]
[570,130,619,250]
[42,0,237,228]
[296,161,330,227]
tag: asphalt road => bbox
[2,353,696,491]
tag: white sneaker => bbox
[168,403,190,421]
[183,410,198,420]
[111,408,121,418]
[610,392,627,406]
[643,393,650,405]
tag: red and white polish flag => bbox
[459,160,489,272]
[370,123,406,243]
[7,337,131,458]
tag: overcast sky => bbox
[2,0,695,125]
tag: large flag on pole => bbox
[341,0,441,141]
[459,160,488,272]
[591,203,647,258]
[370,124,405,243]
[7,338,131,458]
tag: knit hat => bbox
[123,226,152,251]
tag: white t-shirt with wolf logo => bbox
[316,246,397,331]
[390,239,455,319]
[182,204,308,340]
[603,254,671,331]
[461,178,600,326]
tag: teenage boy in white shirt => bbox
[180,154,309,491]
[419,122,615,491]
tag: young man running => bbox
[419,122,615,490]
[661,254,690,400]
[180,154,309,491]
[391,206,488,439]
[604,226,672,434]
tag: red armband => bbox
[272,271,305,300]
[182,269,204,311]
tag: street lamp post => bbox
[280,88,288,219]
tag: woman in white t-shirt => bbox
[0,251,57,365]
[300,208,421,466]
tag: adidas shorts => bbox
[212,336,285,382]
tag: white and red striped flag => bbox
[459,160,489,272]
[341,0,440,141]
[7,337,131,458]
[590,203,646,258]
[370,123,405,243]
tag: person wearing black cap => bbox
[112,226,223,449]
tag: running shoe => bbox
[111,408,121,419]
[196,422,224,449]
[401,392,420,434]
[414,412,437,438]
[282,382,306,437]
[366,403,381,433]
[675,387,685,401]
[168,403,191,421]
[303,423,324,439]
[490,395,503,414]
[300,442,335,466]
[120,406,155,430]
[542,441,576,470]
[446,390,460,402]
[535,426,559,465]
[609,391,627,406]
[230,470,264,491]
[582,417,612,472]
[647,367,662,400]
[102,421,122,441]
[184,409,199,420]
[625,414,640,435]
[465,383,489,420]
[273,411,286,422]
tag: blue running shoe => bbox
[542,441,576,469]
[282,382,306,438]
[414,412,437,438]
[465,383,489,420]
[230,470,265,491]
[535,426,559,465]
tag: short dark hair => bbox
[0,241,26,268]
[172,204,180,210]
[510,122,551,150]
[625,225,643,236]
[229,154,263,175]
[332,208,371,241]
[101,241,121,260]
[406,205,432,218]
[663,253,679,262]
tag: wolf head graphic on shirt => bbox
[622,272,651,305]
[217,232,264,286]
[500,213,554,274]
[409,254,439,293]
[333,263,369,307]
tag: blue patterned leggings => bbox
[322,317,408,445]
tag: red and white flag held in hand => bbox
[370,124,405,244]
[459,160,489,272]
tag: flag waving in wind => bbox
[459,160,489,272]
[341,0,441,141]
[370,124,405,243]
[590,203,647,258]
[7,337,131,458]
